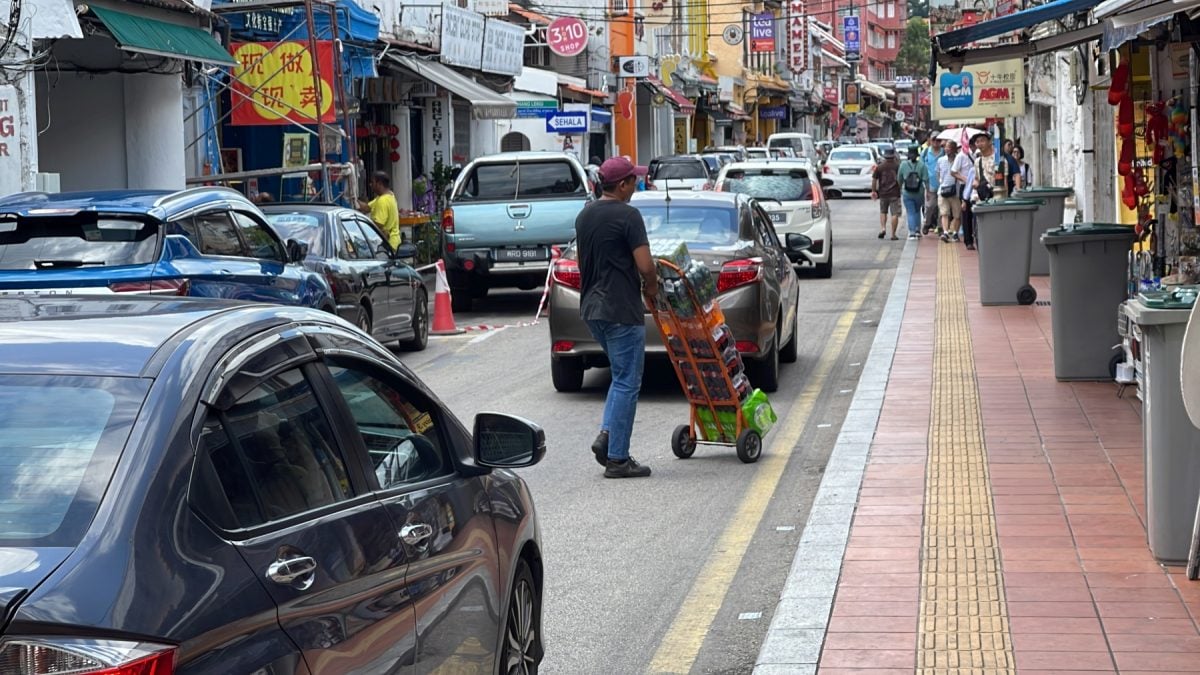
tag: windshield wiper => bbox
[33,259,106,269]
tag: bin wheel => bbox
[736,429,763,464]
[1109,353,1125,380]
[1017,284,1037,305]
[671,424,696,459]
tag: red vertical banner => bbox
[788,0,807,76]
[230,41,336,125]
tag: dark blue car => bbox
[0,187,335,309]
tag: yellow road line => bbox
[648,268,881,674]
[876,246,890,263]
[918,244,1014,671]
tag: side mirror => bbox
[786,233,813,252]
[819,177,834,188]
[286,239,309,263]
[395,243,417,260]
[473,412,546,468]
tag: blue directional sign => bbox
[545,112,588,134]
[842,15,861,61]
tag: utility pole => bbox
[847,0,859,141]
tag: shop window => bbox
[501,132,531,152]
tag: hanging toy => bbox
[1118,95,1135,137]
[1133,167,1150,197]
[1119,135,1136,176]
[1168,97,1189,159]
[1109,60,1130,106]
[1123,173,1138,209]
[1145,102,1169,164]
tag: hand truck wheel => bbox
[736,428,762,464]
[671,424,696,459]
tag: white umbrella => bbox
[936,127,985,145]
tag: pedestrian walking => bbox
[1001,139,1023,193]
[899,146,928,239]
[872,147,902,240]
[973,133,1012,202]
[1013,145,1032,187]
[358,171,401,249]
[936,140,971,243]
[961,151,978,250]
[921,137,944,234]
[577,157,658,479]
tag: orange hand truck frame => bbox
[648,258,763,463]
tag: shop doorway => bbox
[501,132,531,152]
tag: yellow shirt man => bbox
[368,192,401,250]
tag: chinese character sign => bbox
[751,13,775,53]
[931,58,1025,120]
[230,41,336,125]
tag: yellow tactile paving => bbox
[917,244,1015,674]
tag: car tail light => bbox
[810,184,824,219]
[823,164,832,174]
[108,279,189,296]
[736,340,759,354]
[717,258,762,293]
[0,638,176,675]
[552,258,581,289]
[552,341,575,352]
[441,208,454,234]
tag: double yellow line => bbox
[648,259,884,674]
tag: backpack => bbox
[903,164,922,193]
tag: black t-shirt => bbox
[574,198,650,325]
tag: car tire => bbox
[815,243,833,279]
[399,290,429,352]
[749,334,780,393]
[551,357,584,392]
[780,309,799,364]
[827,189,842,199]
[356,304,373,335]
[500,559,543,675]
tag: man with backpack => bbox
[871,147,902,240]
[899,146,928,240]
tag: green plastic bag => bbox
[742,389,776,436]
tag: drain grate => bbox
[1035,300,1051,306]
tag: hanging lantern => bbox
[389,151,401,163]
[1109,60,1129,106]
[1118,95,1134,136]
[390,138,400,150]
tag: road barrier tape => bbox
[425,247,562,336]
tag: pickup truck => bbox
[443,152,592,311]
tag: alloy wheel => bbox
[504,577,538,675]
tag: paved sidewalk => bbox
[757,236,1200,673]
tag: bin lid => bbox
[1041,222,1137,246]
[1017,186,1074,196]
[972,198,1044,212]
[1139,286,1199,310]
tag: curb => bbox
[752,237,919,673]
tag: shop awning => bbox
[90,5,234,65]
[509,2,552,24]
[857,77,894,100]
[934,0,1096,50]
[591,108,612,126]
[700,104,732,125]
[387,54,516,119]
[724,103,752,121]
[820,49,850,68]
[644,77,696,113]
[1096,0,1200,25]
[937,21,1105,68]
[561,83,608,100]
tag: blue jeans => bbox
[586,320,646,461]
[903,193,923,235]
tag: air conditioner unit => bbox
[611,0,629,17]
[410,80,439,98]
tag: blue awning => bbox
[935,0,1096,50]
[591,109,612,126]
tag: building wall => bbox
[124,74,186,190]
[36,73,128,191]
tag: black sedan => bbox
[263,204,429,351]
[0,296,545,675]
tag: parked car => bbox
[702,152,736,169]
[894,139,916,156]
[647,155,716,191]
[869,141,895,157]
[262,203,429,350]
[705,145,748,162]
[716,160,834,278]
[548,191,803,392]
[0,295,545,674]
[444,151,592,312]
[0,187,335,309]
[821,145,878,197]
[745,147,770,161]
[767,132,819,163]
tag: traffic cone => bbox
[431,259,464,335]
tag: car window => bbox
[232,212,285,262]
[355,219,391,261]
[326,363,449,489]
[637,205,739,249]
[721,170,813,202]
[167,218,202,247]
[266,213,326,257]
[457,161,584,201]
[653,161,708,180]
[194,368,355,529]
[0,216,160,270]
[831,149,874,162]
[339,217,372,260]
[195,212,243,257]
[753,208,783,248]
[0,376,148,547]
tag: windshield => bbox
[831,149,874,162]
[266,213,325,257]
[456,161,584,201]
[653,161,709,180]
[637,205,739,249]
[0,376,148,547]
[721,171,813,202]
[0,217,159,270]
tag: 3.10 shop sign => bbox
[230,41,336,125]
[547,17,588,57]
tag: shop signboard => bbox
[718,75,735,103]
[931,58,1025,121]
[842,80,860,114]
[547,17,589,57]
[758,105,788,120]
[897,90,913,111]
[516,100,558,118]
[472,0,508,16]
[482,18,524,76]
[230,41,336,125]
[441,4,485,69]
[0,85,21,197]
[425,94,453,172]
[842,15,860,60]
[823,85,839,105]
[750,13,775,53]
[788,0,807,75]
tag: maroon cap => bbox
[598,157,649,184]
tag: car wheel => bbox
[780,309,799,364]
[356,304,373,335]
[827,189,842,199]
[815,243,833,279]
[551,357,584,392]
[399,290,429,352]
[501,559,543,675]
[749,334,780,393]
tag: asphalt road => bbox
[397,196,905,674]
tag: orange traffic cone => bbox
[431,259,464,335]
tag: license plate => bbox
[495,247,548,262]
[840,168,860,175]
[769,212,787,223]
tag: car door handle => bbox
[267,556,318,589]
[400,523,434,545]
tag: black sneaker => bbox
[952,233,961,242]
[591,431,609,467]
[604,457,652,478]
